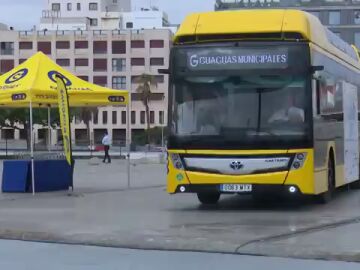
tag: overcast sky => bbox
[0,0,215,30]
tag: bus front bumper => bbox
[173,183,302,195]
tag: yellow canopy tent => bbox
[0,52,129,194]
[0,51,128,107]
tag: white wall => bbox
[40,22,88,31]
[121,11,164,29]
[47,0,102,18]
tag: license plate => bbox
[220,184,252,193]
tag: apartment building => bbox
[40,0,131,30]
[215,0,360,48]
[0,28,172,146]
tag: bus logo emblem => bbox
[230,161,243,171]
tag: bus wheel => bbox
[317,155,335,204]
[197,192,221,205]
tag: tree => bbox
[135,74,158,145]
[72,107,98,146]
[0,108,59,150]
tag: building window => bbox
[75,58,88,66]
[1,42,14,55]
[131,111,136,124]
[93,59,107,71]
[67,3,72,11]
[333,32,341,37]
[355,11,360,24]
[93,76,107,87]
[112,41,126,54]
[113,0,117,3]
[131,40,145,48]
[329,11,340,25]
[112,58,126,72]
[93,112,98,124]
[150,58,164,66]
[159,111,164,125]
[131,58,145,66]
[355,32,360,48]
[140,111,145,124]
[154,75,164,83]
[112,76,126,89]
[89,3,98,10]
[0,60,14,73]
[150,40,164,48]
[78,76,89,81]
[56,59,70,66]
[93,41,107,54]
[52,3,60,11]
[112,111,117,125]
[308,11,320,19]
[19,59,27,64]
[19,42,33,50]
[126,22,133,29]
[103,111,108,124]
[121,111,126,124]
[90,18,98,26]
[75,41,88,49]
[56,41,70,49]
[77,3,81,10]
[150,111,155,124]
[37,42,51,54]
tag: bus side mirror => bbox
[310,65,324,74]
[311,66,324,81]
[158,69,170,74]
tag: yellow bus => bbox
[166,9,360,204]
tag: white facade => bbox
[121,10,168,29]
[40,0,131,30]
[0,28,172,146]
[0,23,8,31]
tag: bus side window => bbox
[316,80,321,115]
[313,79,321,116]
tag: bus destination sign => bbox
[187,48,289,70]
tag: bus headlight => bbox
[170,153,184,170]
[291,153,307,170]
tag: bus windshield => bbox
[169,74,312,149]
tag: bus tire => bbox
[317,154,335,204]
[197,192,220,205]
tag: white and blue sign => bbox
[187,48,289,70]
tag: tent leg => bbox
[126,104,131,189]
[48,106,51,152]
[30,102,35,195]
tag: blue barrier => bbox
[2,160,73,193]
[2,160,29,192]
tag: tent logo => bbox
[48,71,72,87]
[5,68,28,84]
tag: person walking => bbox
[102,131,111,163]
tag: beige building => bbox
[0,28,172,146]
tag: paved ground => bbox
[1,160,360,262]
[0,240,358,270]
[0,158,165,193]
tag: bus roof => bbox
[174,9,360,67]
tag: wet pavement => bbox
[0,160,360,261]
[0,239,359,270]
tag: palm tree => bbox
[73,107,98,147]
[135,74,158,145]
